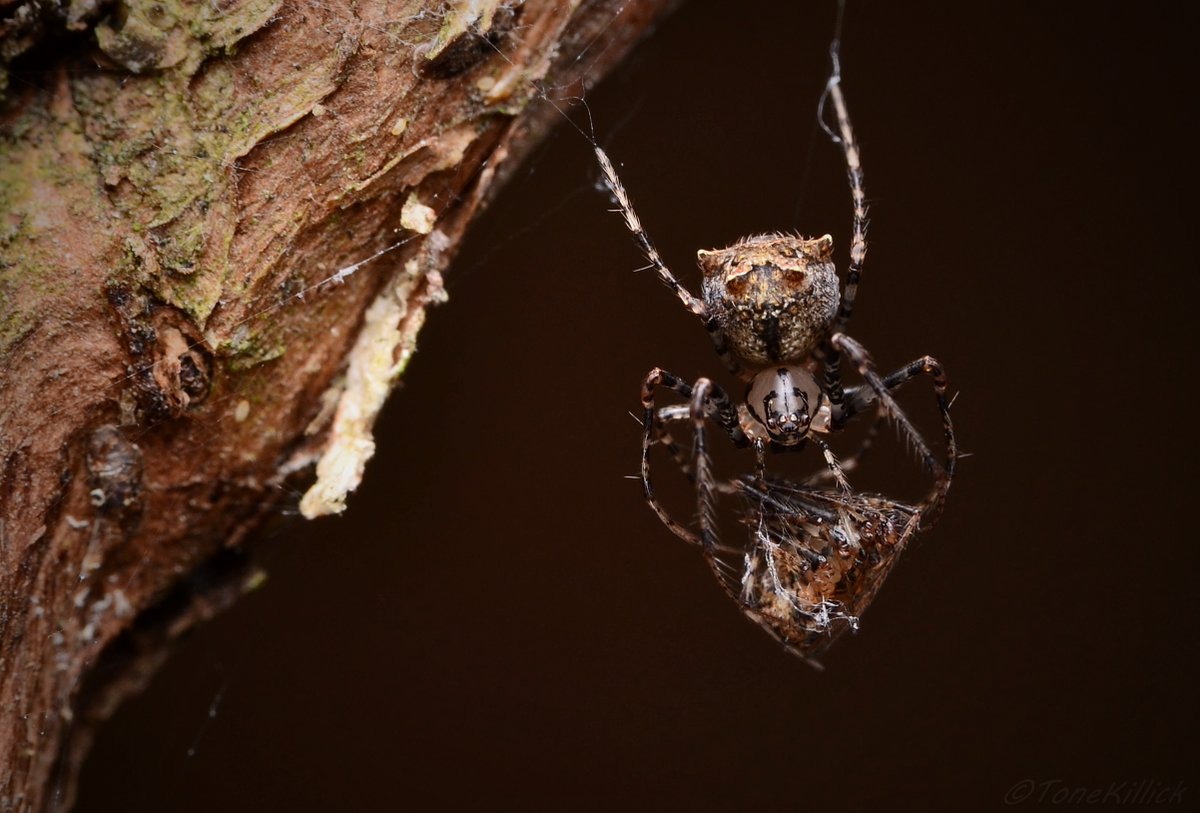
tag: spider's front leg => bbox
[829,333,957,519]
[595,146,743,378]
[640,368,745,551]
[810,352,952,485]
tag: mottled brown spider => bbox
[597,53,958,661]
[731,475,924,665]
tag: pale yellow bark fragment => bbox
[400,193,438,235]
[298,257,446,518]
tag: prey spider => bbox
[730,475,926,664]
[596,53,958,661]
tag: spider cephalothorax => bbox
[595,52,957,664]
[741,365,831,447]
[698,233,840,367]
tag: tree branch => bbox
[0,0,677,807]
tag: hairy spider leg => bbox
[805,407,885,485]
[818,340,846,413]
[688,379,723,553]
[810,434,852,494]
[817,52,868,417]
[813,354,956,500]
[824,68,867,337]
[595,146,743,378]
[640,369,741,548]
[650,408,697,484]
[830,334,957,522]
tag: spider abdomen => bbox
[698,233,840,365]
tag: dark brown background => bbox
[74,1,1195,810]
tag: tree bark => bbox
[0,0,676,807]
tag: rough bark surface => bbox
[0,0,675,808]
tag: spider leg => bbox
[688,378,722,553]
[639,369,744,549]
[818,338,847,418]
[651,410,696,484]
[648,406,747,522]
[595,146,743,377]
[805,407,885,485]
[809,435,852,494]
[813,353,949,483]
[816,53,867,414]
[820,55,867,338]
[829,334,957,521]
[595,147,704,317]
[649,396,747,483]
[808,433,863,552]
[753,437,768,490]
[838,355,954,425]
[640,370,699,546]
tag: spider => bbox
[595,51,958,659]
[729,474,926,666]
